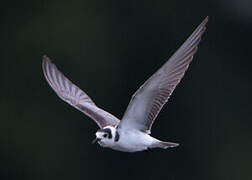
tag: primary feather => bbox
[42,57,120,128]
[118,17,208,133]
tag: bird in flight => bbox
[42,17,208,152]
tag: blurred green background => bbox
[1,0,252,180]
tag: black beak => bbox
[92,138,101,144]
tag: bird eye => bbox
[103,134,107,138]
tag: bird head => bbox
[92,126,117,147]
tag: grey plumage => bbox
[42,17,208,152]
[42,57,120,128]
[118,17,208,134]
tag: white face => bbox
[95,126,115,147]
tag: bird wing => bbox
[42,56,120,128]
[118,17,208,134]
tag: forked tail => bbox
[152,141,179,149]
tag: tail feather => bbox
[153,141,179,149]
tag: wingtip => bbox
[43,55,50,61]
[42,55,53,68]
[42,55,53,74]
[198,16,209,33]
[202,16,209,25]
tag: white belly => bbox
[110,130,155,152]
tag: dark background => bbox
[1,0,252,180]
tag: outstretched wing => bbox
[118,17,208,134]
[42,56,120,128]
